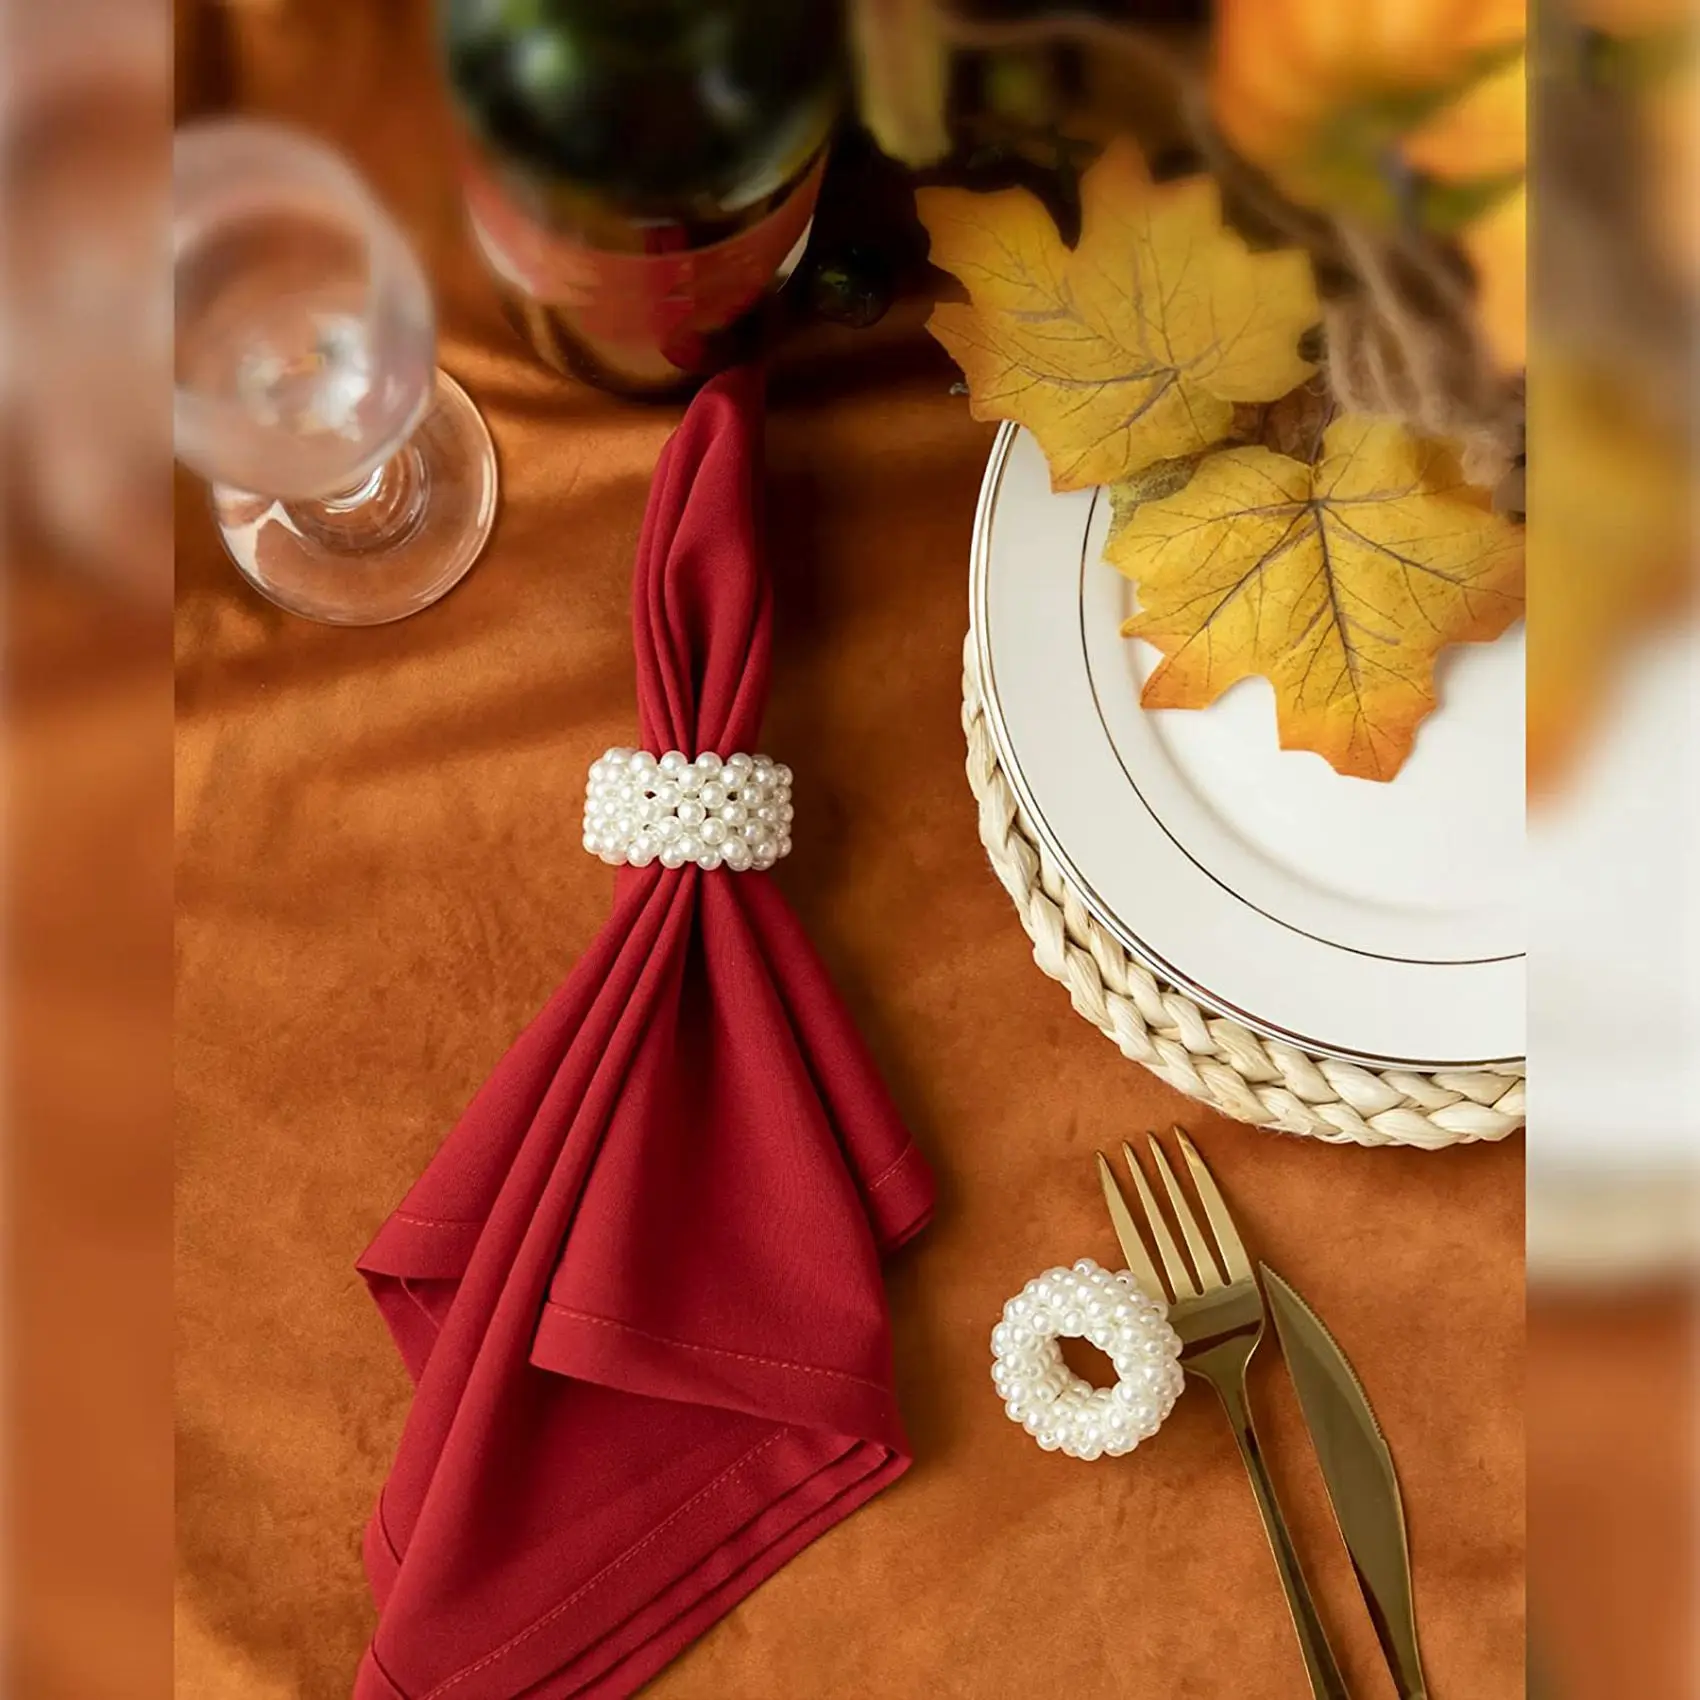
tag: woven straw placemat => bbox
[963,635,1525,1149]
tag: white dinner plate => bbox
[970,424,1525,1071]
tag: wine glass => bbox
[173,118,498,625]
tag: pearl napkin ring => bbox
[583,748,794,872]
[991,1259,1186,1460]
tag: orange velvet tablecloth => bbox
[173,6,1525,1696]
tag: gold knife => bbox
[1262,1264,1429,1700]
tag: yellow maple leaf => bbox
[1107,416,1525,781]
[918,139,1319,491]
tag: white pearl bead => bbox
[990,1258,1184,1462]
[659,842,689,870]
[584,751,793,873]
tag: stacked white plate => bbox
[970,424,1525,1076]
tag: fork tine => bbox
[1120,1140,1199,1301]
[1148,1135,1226,1290]
[1175,1129,1254,1284]
[1095,1151,1167,1304]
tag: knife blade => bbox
[1261,1264,1429,1700]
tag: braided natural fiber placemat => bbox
[963,635,1525,1148]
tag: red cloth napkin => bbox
[353,367,934,1700]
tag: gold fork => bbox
[1097,1131,1350,1700]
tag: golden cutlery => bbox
[1263,1266,1428,1700]
[1097,1131,1350,1700]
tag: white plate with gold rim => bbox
[970,423,1525,1071]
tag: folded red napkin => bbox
[353,367,934,1700]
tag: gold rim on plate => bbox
[963,427,1526,1148]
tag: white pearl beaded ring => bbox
[583,748,794,872]
[991,1259,1186,1460]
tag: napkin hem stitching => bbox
[863,1139,924,1195]
[415,1431,785,1699]
[541,1301,895,1393]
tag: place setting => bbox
[336,356,1443,1700]
[996,1127,1426,1699]
[937,133,1528,1150]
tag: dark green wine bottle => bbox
[441,0,842,395]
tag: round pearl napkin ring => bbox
[583,748,794,872]
[991,1259,1186,1460]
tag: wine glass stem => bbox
[286,441,429,553]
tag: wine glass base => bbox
[210,370,498,625]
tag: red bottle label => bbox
[462,150,825,360]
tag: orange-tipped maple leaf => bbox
[1107,415,1526,781]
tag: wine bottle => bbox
[440,0,841,395]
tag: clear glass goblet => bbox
[173,118,498,625]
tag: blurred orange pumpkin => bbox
[1212,0,1525,218]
